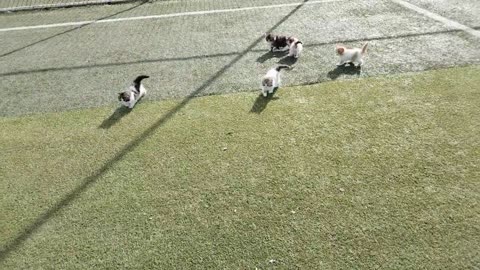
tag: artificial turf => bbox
[1,66,479,269]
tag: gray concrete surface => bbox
[0,0,479,116]
[406,0,479,27]
[0,0,138,11]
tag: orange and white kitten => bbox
[335,42,368,67]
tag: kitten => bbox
[118,75,149,109]
[287,37,303,58]
[335,42,368,67]
[265,33,289,52]
[261,65,290,97]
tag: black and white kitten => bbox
[118,75,149,108]
[265,33,289,52]
[261,65,290,97]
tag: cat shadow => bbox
[250,90,280,113]
[327,63,361,80]
[256,50,289,63]
[278,56,298,65]
[99,106,132,129]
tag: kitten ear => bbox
[335,45,345,55]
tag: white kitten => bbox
[287,37,303,58]
[335,42,368,67]
[118,75,149,109]
[261,65,290,97]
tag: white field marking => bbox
[0,0,341,33]
[391,0,480,38]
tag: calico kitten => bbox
[265,33,289,52]
[261,65,290,97]
[335,42,368,67]
[287,37,303,58]
[118,75,149,109]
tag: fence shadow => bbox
[0,0,311,262]
[0,29,462,78]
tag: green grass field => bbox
[1,66,479,269]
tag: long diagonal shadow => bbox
[0,52,240,77]
[0,28,464,77]
[0,0,310,261]
[0,1,147,59]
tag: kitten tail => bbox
[361,42,368,54]
[133,75,149,91]
[133,75,150,85]
[275,65,290,71]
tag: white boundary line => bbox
[0,0,340,33]
[391,0,480,38]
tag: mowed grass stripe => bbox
[0,66,479,269]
